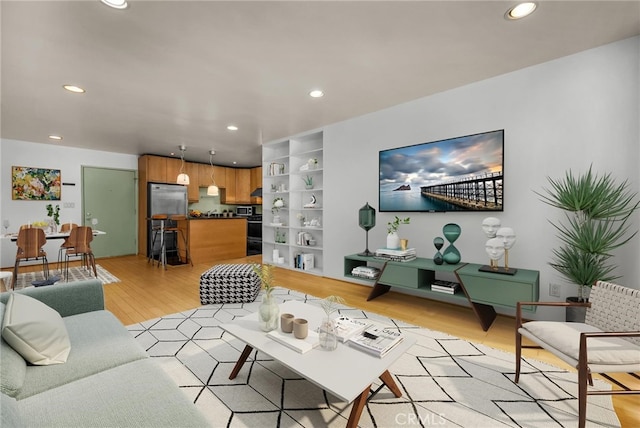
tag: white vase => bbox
[258,293,279,332]
[319,316,338,351]
[386,232,400,249]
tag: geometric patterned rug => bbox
[127,287,620,428]
[12,264,120,290]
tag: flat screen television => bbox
[379,129,504,212]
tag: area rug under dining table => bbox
[127,287,620,428]
[12,264,120,290]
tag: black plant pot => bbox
[565,296,587,323]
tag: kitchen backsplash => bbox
[188,187,262,215]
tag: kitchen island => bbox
[177,217,247,265]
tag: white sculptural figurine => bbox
[496,227,516,270]
[481,217,501,238]
[303,194,317,208]
[485,237,505,270]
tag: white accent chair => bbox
[515,280,640,428]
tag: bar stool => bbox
[148,214,168,268]
[167,215,192,266]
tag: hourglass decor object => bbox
[433,237,444,265]
[442,223,462,264]
[357,202,376,256]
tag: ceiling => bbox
[2,1,639,167]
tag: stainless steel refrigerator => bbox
[147,183,188,261]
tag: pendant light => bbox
[176,144,190,185]
[207,150,219,196]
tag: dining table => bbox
[4,229,106,241]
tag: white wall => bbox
[0,139,138,268]
[323,36,640,320]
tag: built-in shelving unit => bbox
[262,130,323,275]
[344,254,539,331]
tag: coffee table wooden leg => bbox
[229,344,253,380]
[346,386,370,428]
[379,370,402,397]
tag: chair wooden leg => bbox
[515,330,522,383]
[12,260,19,290]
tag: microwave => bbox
[236,206,254,216]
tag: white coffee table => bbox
[220,300,416,428]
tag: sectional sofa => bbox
[0,279,209,427]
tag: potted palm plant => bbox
[537,166,639,321]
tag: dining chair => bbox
[64,226,97,280]
[57,223,78,272]
[12,227,49,289]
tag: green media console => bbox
[344,254,539,331]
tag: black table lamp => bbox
[358,202,376,256]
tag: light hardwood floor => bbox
[4,254,638,426]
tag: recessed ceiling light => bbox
[309,90,324,98]
[63,84,85,93]
[100,0,128,9]
[505,2,537,20]
[48,135,63,140]
[227,125,239,131]
[233,161,237,165]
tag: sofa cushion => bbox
[1,391,23,427]
[2,293,71,365]
[15,310,149,400]
[522,321,640,365]
[0,302,27,397]
[16,359,209,427]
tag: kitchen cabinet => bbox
[141,155,167,183]
[165,158,182,183]
[186,162,199,202]
[221,168,237,204]
[187,218,247,263]
[198,163,227,189]
[250,166,262,204]
[236,168,252,204]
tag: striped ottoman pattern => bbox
[199,264,261,304]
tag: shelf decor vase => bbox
[442,223,462,264]
[433,237,444,265]
[319,317,338,351]
[386,232,400,250]
[258,293,279,332]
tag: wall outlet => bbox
[549,283,561,297]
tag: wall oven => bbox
[247,215,262,255]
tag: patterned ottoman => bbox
[199,264,261,304]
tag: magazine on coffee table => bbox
[334,316,369,343]
[348,325,404,358]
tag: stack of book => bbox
[374,248,417,262]
[293,253,314,270]
[348,325,405,358]
[430,280,461,295]
[351,265,380,280]
[267,329,320,354]
[334,316,369,342]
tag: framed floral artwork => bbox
[11,166,61,200]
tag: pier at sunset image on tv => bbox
[379,129,504,212]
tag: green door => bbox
[82,167,137,258]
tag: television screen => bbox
[379,129,504,212]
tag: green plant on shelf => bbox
[387,216,410,234]
[302,175,313,187]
